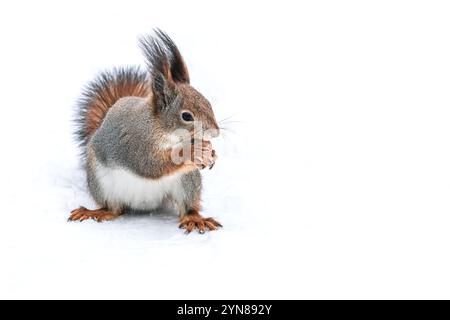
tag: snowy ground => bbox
[1,1,450,299]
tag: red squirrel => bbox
[69,30,222,233]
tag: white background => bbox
[1,0,450,299]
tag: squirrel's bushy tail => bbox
[75,66,150,150]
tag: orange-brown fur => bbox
[85,77,150,139]
[179,209,222,234]
[68,207,123,222]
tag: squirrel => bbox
[68,29,222,233]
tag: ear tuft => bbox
[153,29,190,83]
[139,30,190,111]
[138,29,190,84]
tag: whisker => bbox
[219,126,239,136]
[218,115,235,124]
[218,120,244,125]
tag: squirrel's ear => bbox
[151,58,176,111]
[139,30,188,109]
[154,29,190,84]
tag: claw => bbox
[179,213,222,234]
[68,207,120,223]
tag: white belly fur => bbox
[95,162,184,211]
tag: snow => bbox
[1,0,450,299]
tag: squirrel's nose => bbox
[203,128,220,140]
[209,127,220,138]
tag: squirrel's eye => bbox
[181,112,194,122]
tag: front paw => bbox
[192,140,217,170]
